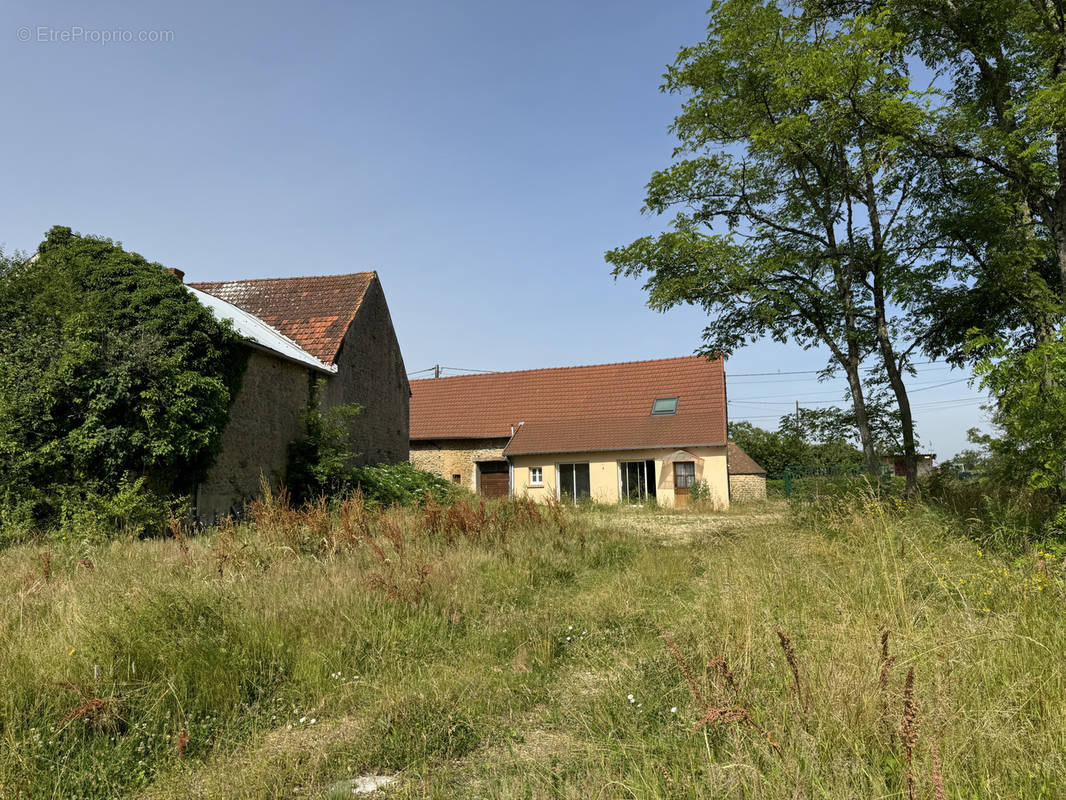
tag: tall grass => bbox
[0,494,1062,798]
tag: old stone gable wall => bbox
[410,438,510,492]
[729,474,767,502]
[197,349,310,520]
[322,276,410,465]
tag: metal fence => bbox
[782,464,889,498]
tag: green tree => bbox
[729,420,809,479]
[606,0,935,493]
[831,0,1066,496]
[0,227,248,531]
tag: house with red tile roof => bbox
[185,271,409,519]
[410,355,745,508]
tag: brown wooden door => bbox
[673,462,695,507]
[478,461,509,497]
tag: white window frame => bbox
[529,466,543,486]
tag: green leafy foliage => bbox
[285,386,460,508]
[285,379,365,504]
[974,333,1066,497]
[348,463,463,508]
[606,0,935,485]
[730,412,867,479]
[0,227,248,534]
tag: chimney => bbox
[166,267,185,282]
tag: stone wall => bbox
[410,438,510,492]
[322,276,410,466]
[729,474,767,502]
[197,274,410,521]
[197,350,310,520]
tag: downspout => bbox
[505,422,524,498]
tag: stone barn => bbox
[181,271,409,519]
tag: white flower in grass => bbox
[310,718,317,725]
[627,694,635,703]
[299,716,306,723]
[670,707,677,714]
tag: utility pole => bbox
[795,400,800,430]
[434,364,440,379]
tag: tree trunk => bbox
[843,358,882,480]
[864,168,919,495]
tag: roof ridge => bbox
[189,270,377,286]
[410,354,722,383]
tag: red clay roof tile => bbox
[411,356,727,454]
[189,273,375,364]
[727,441,766,475]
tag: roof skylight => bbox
[650,397,678,416]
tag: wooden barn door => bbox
[478,461,509,498]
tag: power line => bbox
[727,360,939,378]
[407,365,502,378]
[907,376,972,392]
[726,364,954,386]
[728,374,971,403]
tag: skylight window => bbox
[651,397,679,416]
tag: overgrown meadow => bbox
[1,490,1063,798]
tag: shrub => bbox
[349,463,462,508]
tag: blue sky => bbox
[2,0,991,458]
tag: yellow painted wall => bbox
[509,446,728,509]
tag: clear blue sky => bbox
[2,0,990,458]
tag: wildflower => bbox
[670,707,677,714]
[627,694,635,703]
[310,718,317,725]
[299,716,306,723]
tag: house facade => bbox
[410,356,735,508]
[185,272,409,519]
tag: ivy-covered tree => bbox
[0,226,248,532]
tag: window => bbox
[529,467,543,486]
[620,460,657,502]
[451,474,462,484]
[651,397,679,416]
[557,463,591,504]
[674,461,695,489]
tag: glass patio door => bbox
[557,463,591,504]
[619,460,656,502]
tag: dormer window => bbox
[651,397,678,416]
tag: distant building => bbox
[882,453,936,478]
[410,356,736,508]
[185,272,409,519]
